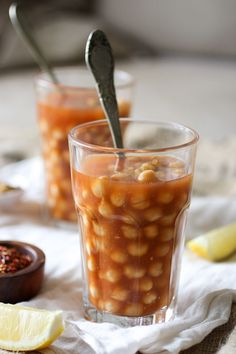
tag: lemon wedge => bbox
[0,302,64,351]
[187,223,236,261]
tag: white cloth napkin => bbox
[0,158,236,354]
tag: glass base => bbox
[83,297,176,327]
[40,208,78,230]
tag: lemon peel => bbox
[0,302,64,351]
[187,223,236,261]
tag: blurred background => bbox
[1,0,236,195]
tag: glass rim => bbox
[68,118,199,154]
[34,67,135,92]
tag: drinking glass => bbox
[35,67,134,223]
[69,119,198,326]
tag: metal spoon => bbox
[9,2,59,85]
[85,29,123,149]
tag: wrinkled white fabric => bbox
[0,158,235,354]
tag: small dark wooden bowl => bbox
[0,241,45,304]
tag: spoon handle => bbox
[9,3,59,85]
[85,30,123,149]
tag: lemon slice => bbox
[0,303,64,351]
[187,223,236,261]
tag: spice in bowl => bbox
[0,245,32,275]
[0,241,45,303]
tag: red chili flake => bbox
[0,245,32,275]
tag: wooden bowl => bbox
[0,241,45,303]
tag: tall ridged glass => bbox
[69,119,198,326]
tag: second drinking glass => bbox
[35,67,134,223]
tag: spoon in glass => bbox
[85,29,123,149]
[9,2,59,85]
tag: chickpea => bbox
[143,291,158,305]
[121,212,138,225]
[98,199,113,218]
[110,191,126,207]
[130,192,150,210]
[111,172,130,180]
[103,300,120,313]
[87,257,96,272]
[155,245,170,257]
[140,162,155,171]
[159,213,176,226]
[124,303,143,316]
[110,250,128,264]
[138,170,157,182]
[151,158,159,167]
[148,262,163,277]
[143,224,159,239]
[139,277,153,292]
[50,138,60,149]
[111,287,129,301]
[156,191,174,204]
[99,269,121,283]
[92,221,106,237]
[82,189,89,200]
[91,177,107,198]
[172,169,185,179]
[93,238,107,253]
[89,284,99,299]
[121,225,139,239]
[52,129,64,140]
[144,207,162,222]
[50,151,61,165]
[124,265,146,279]
[127,242,148,256]
[158,156,172,167]
[39,119,48,133]
[48,196,56,207]
[49,184,59,197]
